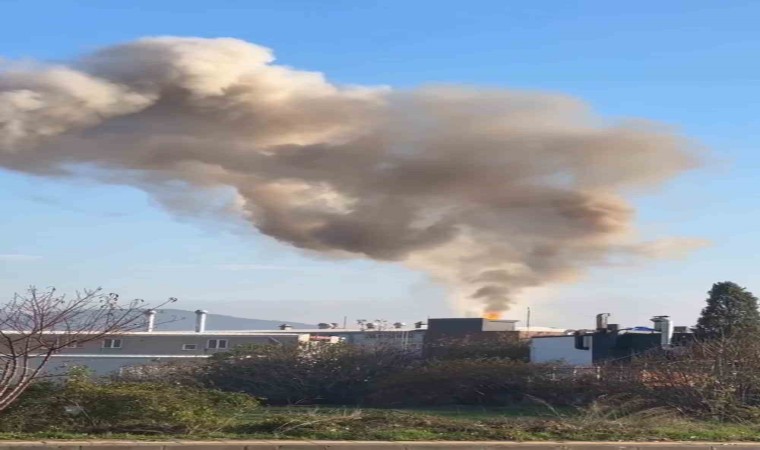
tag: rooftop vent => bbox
[144,309,157,332]
[596,313,610,331]
[651,316,673,347]
[194,310,208,333]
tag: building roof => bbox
[0,330,308,337]
[48,354,211,358]
[515,326,570,332]
[257,328,423,333]
[0,328,428,337]
[531,334,577,339]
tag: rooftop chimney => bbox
[144,309,157,332]
[596,313,610,331]
[194,309,208,333]
[651,315,673,347]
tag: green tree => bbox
[695,281,760,339]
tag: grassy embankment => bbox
[1,405,760,442]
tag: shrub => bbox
[369,359,557,406]
[425,335,530,361]
[618,333,760,421]
[0,381,64,432]
[0,370,258,434]
[114,360,206,387]
[201,343,416,405]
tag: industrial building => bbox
[16,310,328,377]
[530,313,694,366]
[29,310,424,376]
[276,319,426,351]
[422,317,568,357]
[10,310,579,377]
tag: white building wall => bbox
[19,329,425,378]
[481,320,518,331]
[530,336,593,366]
[32,355,208,377]
[21,332,311,378]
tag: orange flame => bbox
[483,312,502,320]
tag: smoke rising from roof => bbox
[0,37,705,313]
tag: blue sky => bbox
[1,0,758,328]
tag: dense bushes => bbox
[369,359,539,406]
[167,335,760,418]
[613,333,760,421]
[8,334,760,437]
[116,342,605,408]
[368,359,609,407]
[0,370,258,433]
[425,335,530,361]
[120,345,592,407]
[14,333,760,432]
[201,343,417,405]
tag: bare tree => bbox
[607,332,760,421]
[0,286,176,412]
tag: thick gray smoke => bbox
[0,37,704,314]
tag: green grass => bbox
[3,407,760,442]
[400,405,575,419]
[259,405,571,420]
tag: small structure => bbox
[421,317,567,358]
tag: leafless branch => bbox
[0,286,177,412]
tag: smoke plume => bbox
[0,37,704,313]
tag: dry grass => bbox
[4,406,757,442]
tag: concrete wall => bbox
[12,333,309,377]
[38,355,208,377]
[530,336,593,366]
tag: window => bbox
[102,338,122,349]
[207,339,228,350]
[64,340,82,349]
[182,344,198,350]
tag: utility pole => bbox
[526,307,531,332]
